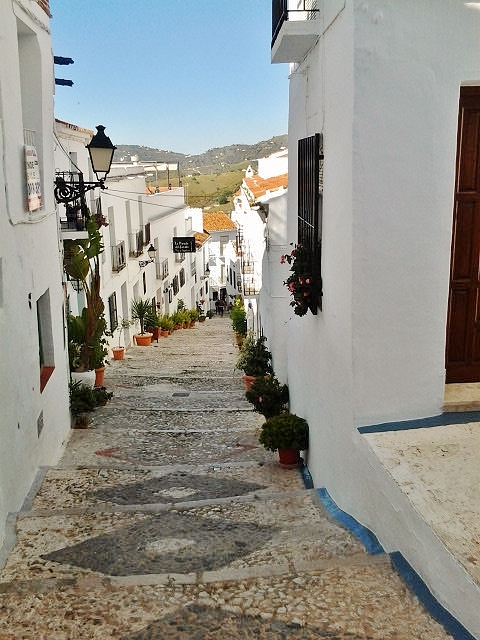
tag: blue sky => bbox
[50,0,289,155]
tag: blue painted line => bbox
[390,552,476,640]
[358,411,480,434]
[299,461,314,489]
[317,487,384,555]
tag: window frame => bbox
[297,133,323,313]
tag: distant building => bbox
[232,152,288,348]
[202,212,239,307]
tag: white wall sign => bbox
[25,145,42,211]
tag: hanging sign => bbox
[173,236,196,253]
[25,145,42,211]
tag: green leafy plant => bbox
[68,380,97,415]
[64,218,106,370]
[92,386,114,406]
[259,413,309,452]
[159,314,174,331]
[131,298,155,334]
[230,300,247,337]
[187,308,200,323]
[236,331,273,377]
[281,244,314,317]
[245,375,289,420]
[114,318,134,348]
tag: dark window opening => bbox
[108,293,118,332]
[298,133,323,313]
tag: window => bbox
[220,235,229,257]
[37,290,55,392]
[108,293,118,332]
[144,222,151,245]
[298,133,323,313]
[179,268,185,287]
[172,275,179,295]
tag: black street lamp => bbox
[139,244,156,268]
[54,125,116,204]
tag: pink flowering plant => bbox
[280,244,314,316]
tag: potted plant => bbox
[112,318,133,360]
[64,217,107,382]
[230,300,247,347]
[236,331,273,389]
[259,413,309,466]
[92,386,114,406]
[69,379,97,428]
[131,298,155,345]
[146,310,162,342]
[245,375,289,419]
[187,307,200,326]
[159,314,174,336]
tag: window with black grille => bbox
[298,133,323,313]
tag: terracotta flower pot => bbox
[94,366,105,387]
[112,347,125,360]
[278,448,300,466]
[134,333,153,346]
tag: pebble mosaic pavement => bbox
[0,317,452,638]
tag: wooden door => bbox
[446,86,480,382]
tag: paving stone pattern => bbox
[0,317,452,638]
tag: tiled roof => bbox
[194,232,210,248]
[203,211,237,232]
[244,173,288,199]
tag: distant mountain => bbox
[114,135,288,174]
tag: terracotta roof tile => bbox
[203,211,237,232]
[244,173,288,199]
[194,231,210,248]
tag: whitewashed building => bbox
[54,139,210,351]
[271,1,480,635]
[0,0,71,556]
[202,212,240,309]
[233,155,288,353]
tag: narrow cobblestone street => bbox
[0,317,452,639]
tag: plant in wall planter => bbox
[131,298,155,346]
[235,331,273,389]
[281,244,316,317]
[259,413,309,466]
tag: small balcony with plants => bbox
[271,0,322,64]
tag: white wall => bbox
[0,1,70,554]
[285,0,480,505]
[279,1,480,633]
[258,189,289,381]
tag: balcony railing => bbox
[271,0,321,63]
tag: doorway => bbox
[446,86,480,383]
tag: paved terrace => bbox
[0,316,473,638]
